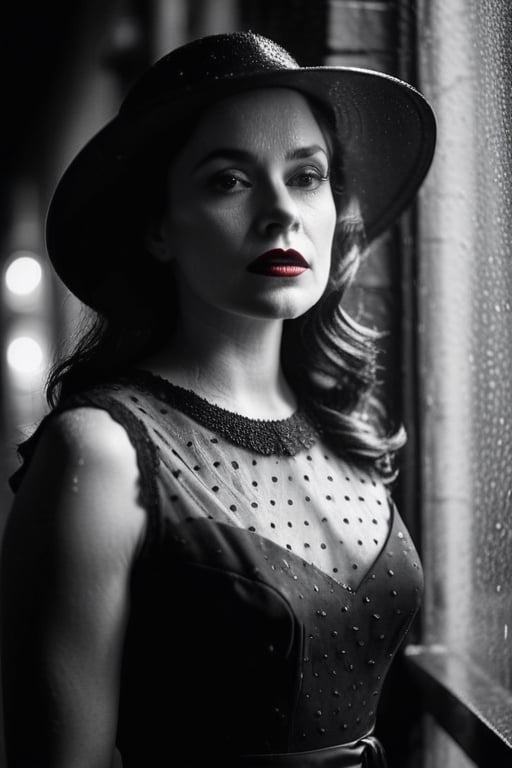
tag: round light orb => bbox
[6,336,43,374]
[5,255,42,296]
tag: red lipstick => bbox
[247,249,310,277]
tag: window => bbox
[409,0,512,765]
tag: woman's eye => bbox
[210,171,250,193]
[289,167,329,190]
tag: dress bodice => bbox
[10,371,423,766]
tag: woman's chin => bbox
[226,283,326,321]
[232,296,322,322]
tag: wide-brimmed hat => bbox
[46,31,436,313]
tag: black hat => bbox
[46,31,436,313]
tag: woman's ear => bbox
[144,218,172,264]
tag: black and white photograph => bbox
[0,2,510,767]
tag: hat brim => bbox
[46,65,436,311]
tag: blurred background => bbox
[1,1,512,766]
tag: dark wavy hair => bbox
[46,93,405,479]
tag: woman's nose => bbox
[255,182,300,237]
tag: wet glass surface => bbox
[417,0,512,706]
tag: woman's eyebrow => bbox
[285,145,330,161]
[193,144,329,171]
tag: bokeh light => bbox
[6,336,44,374]
[5,254,42,296]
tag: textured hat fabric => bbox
[46,31,436,312]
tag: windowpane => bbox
[416,0,512,747]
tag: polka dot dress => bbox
[61,372,423,766]
[161,425,392,594]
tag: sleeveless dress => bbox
[9,370,423,768]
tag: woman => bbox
[1,32,436,768]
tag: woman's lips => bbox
[246,249,310,277]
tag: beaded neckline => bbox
[127,369,318,456]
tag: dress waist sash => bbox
[235,735,387,768]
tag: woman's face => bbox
[156,88,337,322]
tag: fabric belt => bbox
[235,735,388,768]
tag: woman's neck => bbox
[141,304,297,420]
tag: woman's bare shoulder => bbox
[10,406,148,564]
[46,405,140,463]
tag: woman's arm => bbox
[1,408,147,768]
